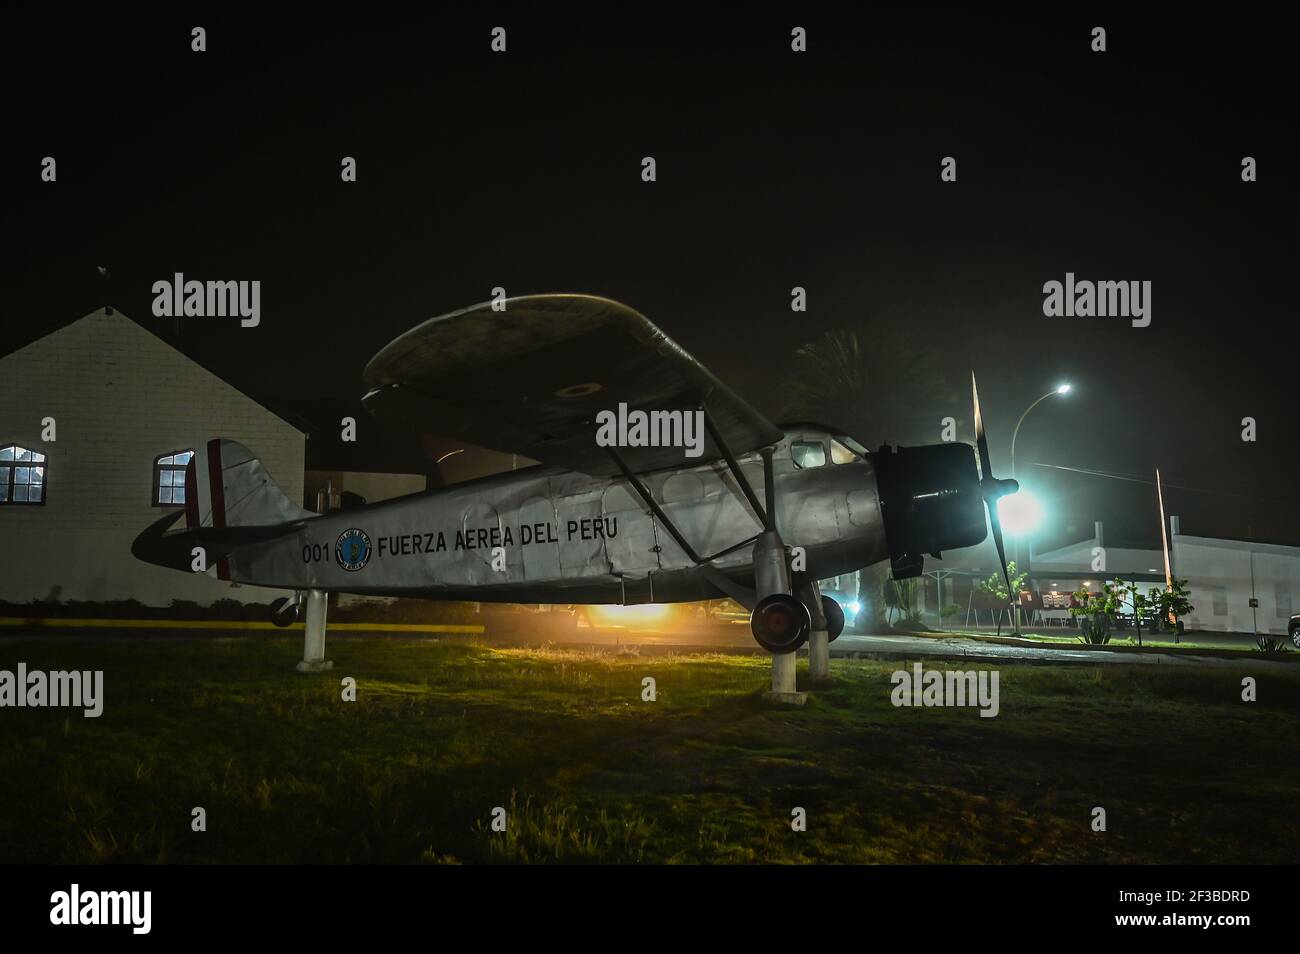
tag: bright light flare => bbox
[1056,383,1072,394]
[997,490,1045,536]
[586,604,672,626]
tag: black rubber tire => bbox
[270,597,297,628]
[1290,625,1300,650]
[821,594,845,642]
[750,593,811,654]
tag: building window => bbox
[0,444,46,505]
[1210,587,1228,616]
[153,450,194,506]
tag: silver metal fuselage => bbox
[228,431,888,604]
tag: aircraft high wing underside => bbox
[361,294,784,477]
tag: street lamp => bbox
[1010,384,1072,488]
[1007,384,1072,620]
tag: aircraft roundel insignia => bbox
[335,528,372,571]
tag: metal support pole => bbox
[761,448,777,533]
[755,449,801,700]
[702,405,768,528]
[754,529,798,696]
[296,588,333,673]
[606,447,704,565]
[801,578,831,684]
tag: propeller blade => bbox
[971,371,993,483]
[972,370,1017,615]
[988,493,1013,603]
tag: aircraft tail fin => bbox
[185,438,312,530]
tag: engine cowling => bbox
[872,442,988,579]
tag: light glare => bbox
[997,490,1045,535]
[587,603,671,626]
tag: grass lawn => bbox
[1,634,1296,864]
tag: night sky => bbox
[5,11,1296,551]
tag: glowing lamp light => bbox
[1056,383,1072,394]
[587,604,671,626]
[997,490,1045,536]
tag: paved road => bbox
[830,633,1296,668]
[533,624,1299,669]
[940,627,1296,652]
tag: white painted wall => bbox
[1032,536,1163,576]
[1174,534,1300,635]
[0,308,305,607]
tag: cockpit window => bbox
[791,441,827,468]
[838,436,870,456]
[830,439,858,465]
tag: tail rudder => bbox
[186,438,310,530]
[134,439,309,578]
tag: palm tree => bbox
[781,326,956,631]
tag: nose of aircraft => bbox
[871,373,1022,606]
[874,441,988,569]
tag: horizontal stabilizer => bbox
[132,509,307,572]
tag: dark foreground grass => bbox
[0,634,1296,864]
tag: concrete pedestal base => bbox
[295,658,334,674]
[767,650,805,703]
[764,690,808,706]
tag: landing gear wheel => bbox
[270,597,299,628]
[750,593,811,653]
[821,595,845,642]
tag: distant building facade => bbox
[1172,522,1299,636]
[1026,516,1299,635]
[0,307,305,606]
[833,515,1300,636]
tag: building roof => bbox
[2,305,314,435]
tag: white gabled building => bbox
[0,307,305,607]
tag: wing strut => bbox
[701,404,769,528]
[603,445,761,609]
[604,446,705,565]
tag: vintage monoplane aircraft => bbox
[133,294,1019,654]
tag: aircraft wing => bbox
[361,294,783,477]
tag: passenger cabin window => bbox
[791,441,826,468]
[154,450,194,507]
[663,473,705,503]
[0,444,46,504]
[830,439,857,464]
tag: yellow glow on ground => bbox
[585,604,672,626]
